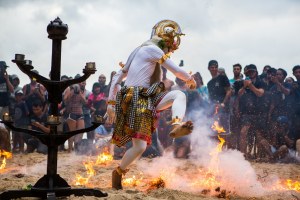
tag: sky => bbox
[1,0,299,90]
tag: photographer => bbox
[22,70,46,115]
[0,61,14,151]
[63,83,87,153]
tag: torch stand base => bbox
[0,188,107,200]
[0,174,107,199]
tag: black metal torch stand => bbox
[0,17,108,199]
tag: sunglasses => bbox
[33,104,42,107]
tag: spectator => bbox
[229,63,243,85]
[12,90,29,153]
[22,70,47,115]
[193,72,209,103]
[228,63,243,149]
[268,68,291,135]
[98,74,109,97]
[207,60,231,135]
[0,61,14,151]
[238,64,265,159]
[290,65,300,148]
[258,116,294,162]
[218,67,227,76]
[78,80,93,144]
[25,99,50,154]
[64,83,86,153]
[259,65,271,84]
[285,77,295,84]
[265,68,277,91]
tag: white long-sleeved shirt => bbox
[108,44,191,101]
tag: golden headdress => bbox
[151,20,185,50]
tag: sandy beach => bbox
[1,151,299,200]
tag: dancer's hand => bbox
[106,104,116,124]
[186,78,196,90]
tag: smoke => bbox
[137,109,267,197]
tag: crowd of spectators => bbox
[0,59,299,163]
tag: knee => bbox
[175,90,186,101]
[134,140,147,154]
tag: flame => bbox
[84,160,95,176]
[123,175,142,187]
[0,158,7,170]
[211,121,226,134]
[271,179,300,192]
[75,159,95,186]
[75,173,90,186]
[96,151,113,165]
[0,150,12,159]
[0,149,12,172]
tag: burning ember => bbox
[271,179,300,192]
[147,176,166,191]
[96,151,113,165]
[122,175,142,187]
[0,149,12,172]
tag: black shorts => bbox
[68,113,84,121]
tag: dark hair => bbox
[267,67,277,75]
[277,68,287,78]
[208,60,218,68]
[233,63,242,70]
[263,65,271,70]
[292,65,300,73]
[92,82,101,93]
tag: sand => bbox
[0,152,300,200]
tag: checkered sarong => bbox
[112,82,166,147]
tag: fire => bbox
[122,175,141,187]
[96,151,113,165]
[75,159,95,186]
[272,179,300,192]
[75,173,90,186]
[74,150,114,186]
[211,121,226,134]
[0,149,12,172]
[0,158,7,170]
[84,160,95,176]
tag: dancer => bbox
[106,20,196,190]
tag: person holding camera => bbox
[63,83,87,153]
[22,70,47,115]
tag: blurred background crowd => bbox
[0,60,299,163]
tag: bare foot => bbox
[169,121,193,138]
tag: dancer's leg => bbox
[112,138,147,190]
[156,90,186,120]
[119,138,147,170]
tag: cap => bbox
[208,60,218,68]
[0,61,9,69]
[246,64,257,71]
[11,74,19,80]
[15,90,24,95]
